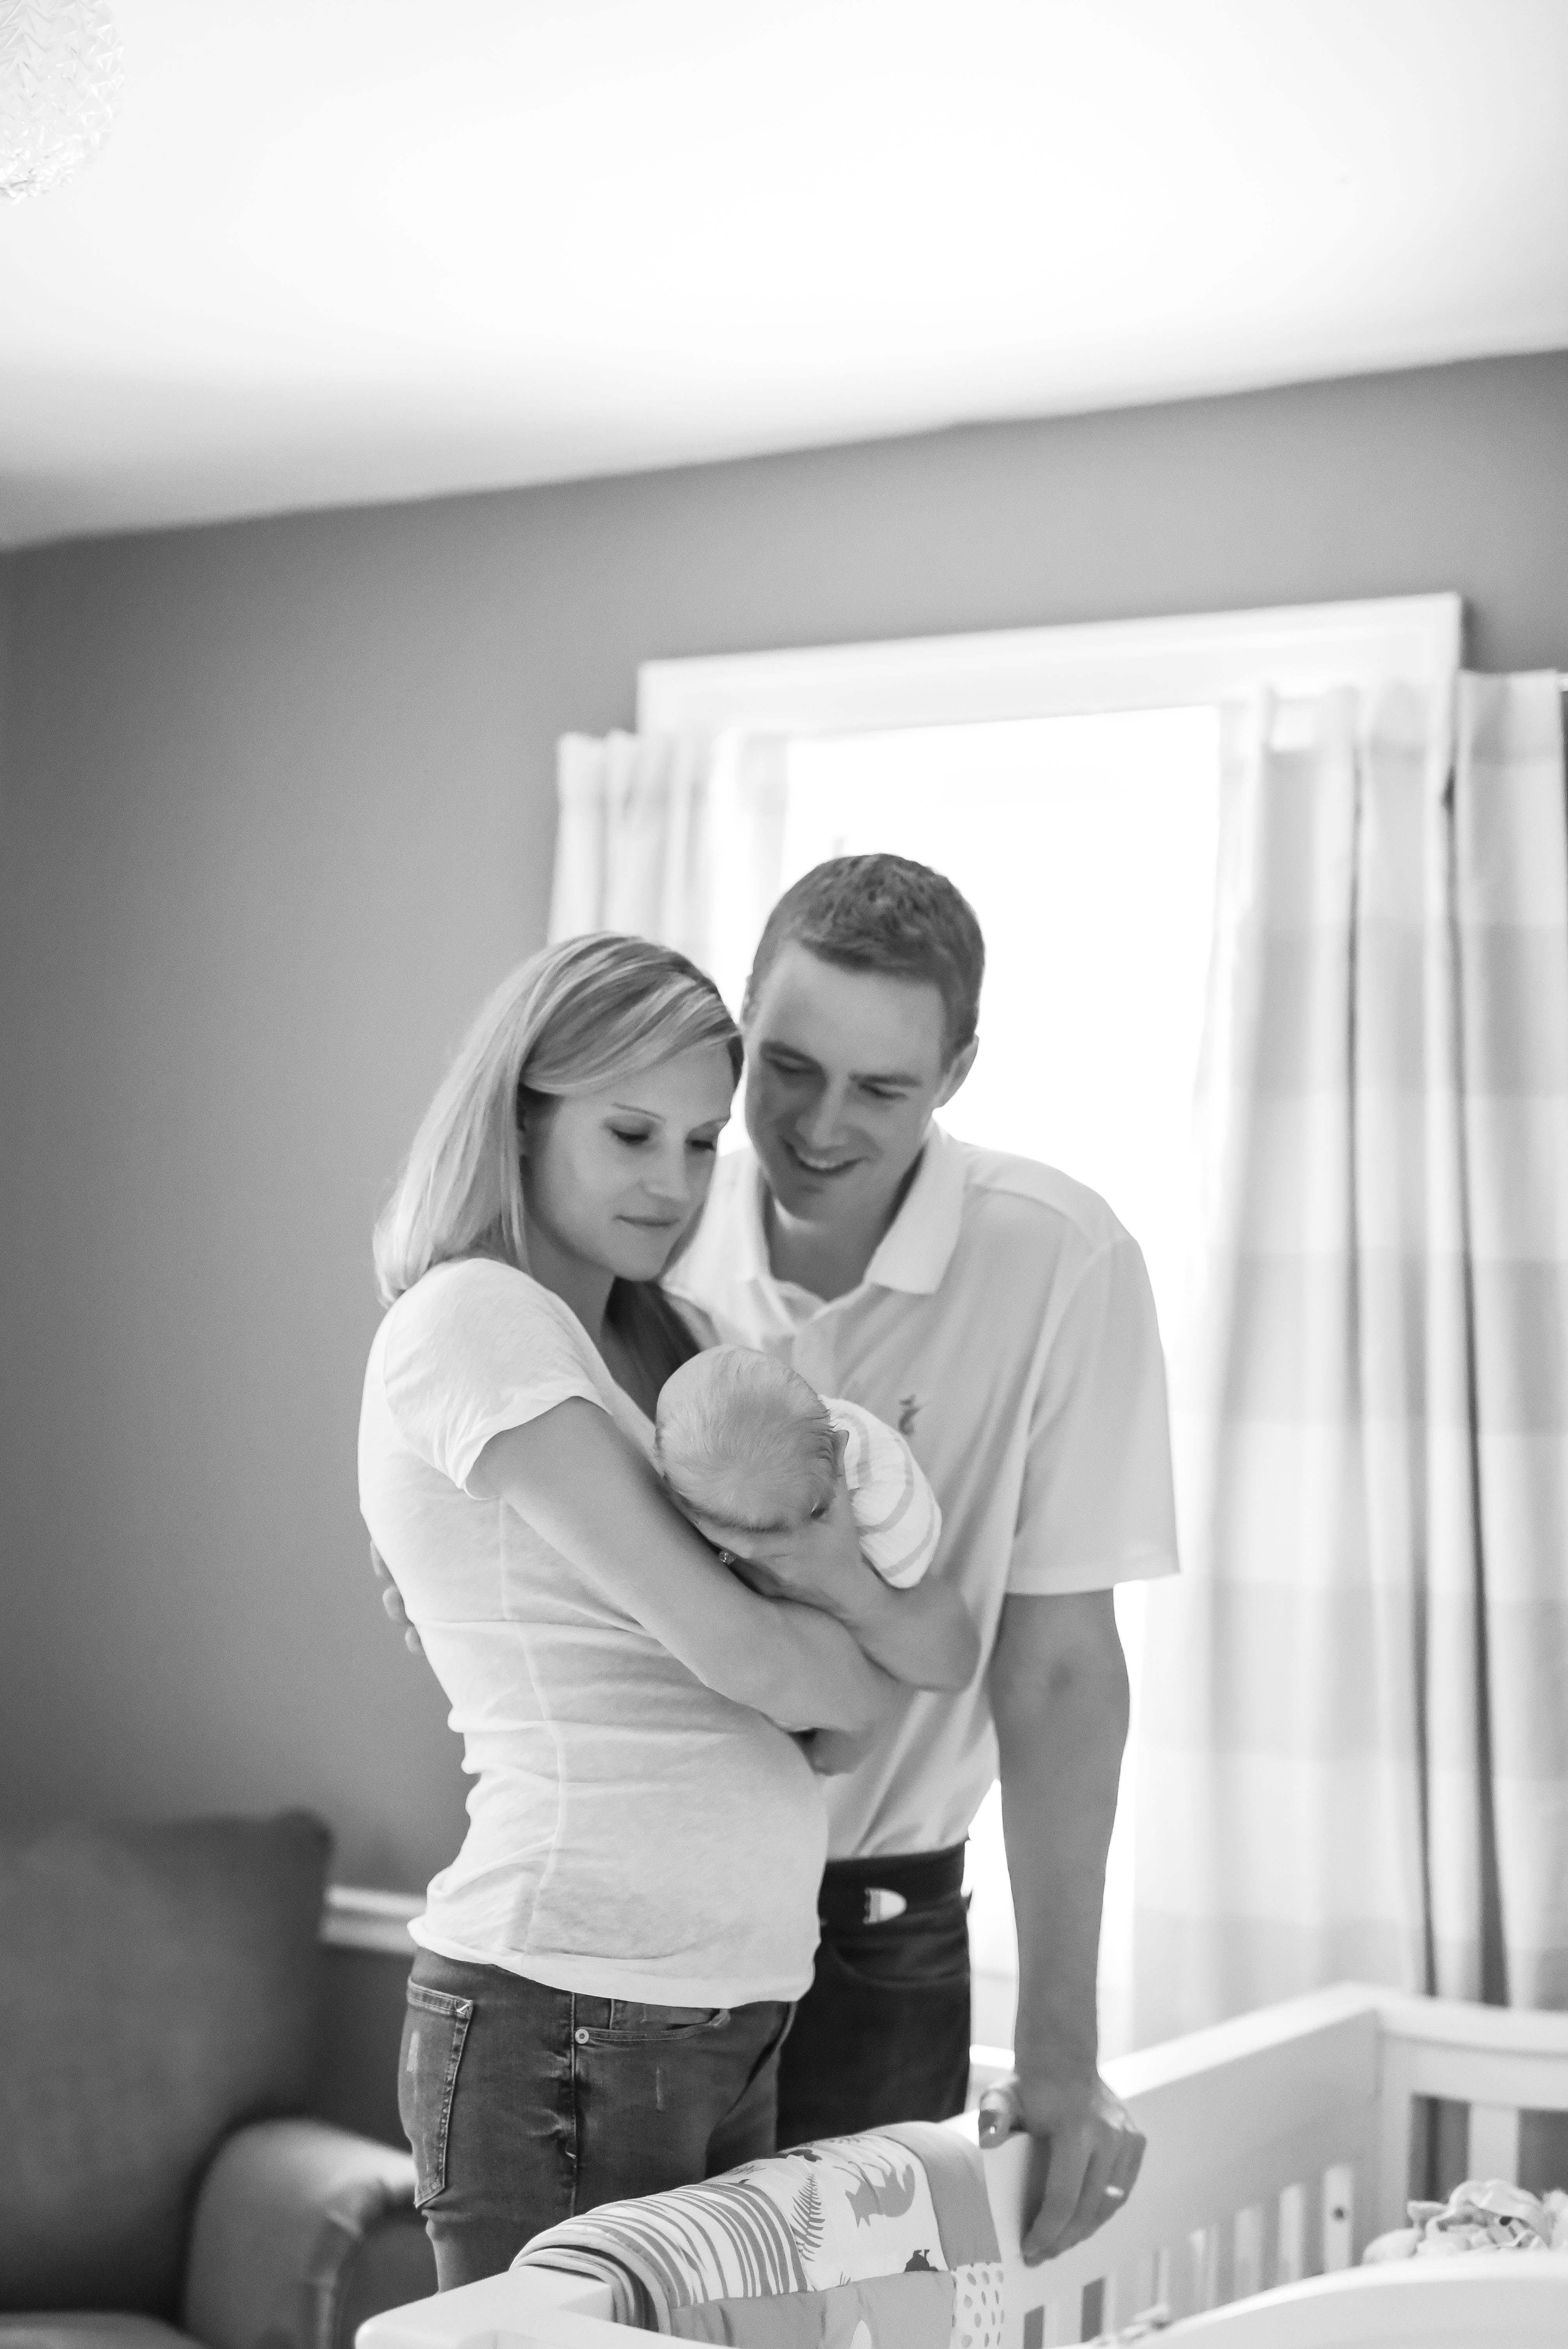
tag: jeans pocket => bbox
[578,2000,730,2046]
[399,1980,473,2207]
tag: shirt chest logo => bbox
[896,1394,923,1440]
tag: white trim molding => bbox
[323,1882,421,1956]
[637,594,1463,737]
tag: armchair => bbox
[0,1811,435,2349]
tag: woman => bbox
[360,934,974,2287]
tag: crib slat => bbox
[1322,2162,1355,2271]
[1276,2181,1305,2285]
[1304,2171,1327,2279]
[1212,2210,1235,2307]
[1231,2203,1263,2300]
[1119,2251,1158,2332]
[1101,2264,1146,2333]
[1042,2292,1079,2345]
[1468,2099,1522,2183]
[1374,2027,1417,2238]
[1162,2236,1195,2322]
[1258,2190,1280,2294]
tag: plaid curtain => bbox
[1131,674,1568,2043]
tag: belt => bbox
[817,1842,966,1930]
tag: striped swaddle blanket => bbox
[514,2121,1002,2345]
[830,1400,941,1588]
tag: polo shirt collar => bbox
[741,1118,967,1301]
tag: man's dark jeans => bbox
[400,1950,793,2288]
[777,1848,972,2146]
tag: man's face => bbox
[742,942,975,1228]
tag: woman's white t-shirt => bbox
[357,1257,825,2007]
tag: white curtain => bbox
[1131,674,1568,2044]
[549,729,789,1011]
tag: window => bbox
[640,595,1461,2057]
[782,709,1221,2055]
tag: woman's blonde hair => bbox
[373,933,742,1307]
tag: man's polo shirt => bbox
[666,1122,1180,1859]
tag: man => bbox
[664,855,1178,2264]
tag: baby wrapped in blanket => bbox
[654,1347,941,1588]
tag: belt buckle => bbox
[862,1887,907,1925]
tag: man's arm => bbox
[982,1588,1147,2263]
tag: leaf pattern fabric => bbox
[513,2121,1002,2344]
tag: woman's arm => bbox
[721,1481,981,1692]
[467,1400,893,1736]
[836,1571,980,1691]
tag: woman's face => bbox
[522,1042,736,1285]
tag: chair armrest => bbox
[183,2115,436,2349]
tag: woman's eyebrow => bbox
[609,1100,664,1120]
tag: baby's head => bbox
[655,1347,839,1540]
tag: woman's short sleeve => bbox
[378,1259,607,1494]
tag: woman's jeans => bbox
[399,1949,795,2288]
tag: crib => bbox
[356,1982,1568,2348]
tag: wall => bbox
[3,352,1567,1908]
[0,549,14,804]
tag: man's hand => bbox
[976,2066,1146,2263]
[369,1541,423,1656]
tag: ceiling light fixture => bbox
[0,0,123,203]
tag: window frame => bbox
[636,593,1462,736]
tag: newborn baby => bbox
[654,1346,941,1588]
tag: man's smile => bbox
[781,1137,862,1178]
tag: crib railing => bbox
[357,1983,1568,2349]
[1001,1982,1568,2346]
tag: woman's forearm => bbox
[738,1601,897,1734]
[469,1402,890,1733]
[832,1567,980,1691]
[719,1482,979,1691]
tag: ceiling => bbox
[2,0,1566,549]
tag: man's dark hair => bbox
[741,854,985,1060]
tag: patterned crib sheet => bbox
[514,2120,1004,2347]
